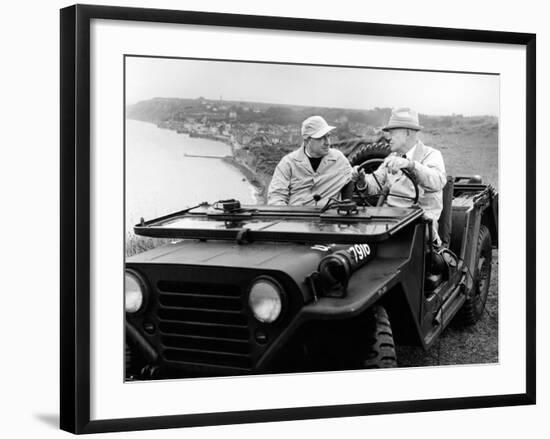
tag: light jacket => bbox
[268,145,352,207]
[361,140,447,241]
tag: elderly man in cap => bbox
[352,107,447,243]
[268,115,353,206]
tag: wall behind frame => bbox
[0,0,546,438]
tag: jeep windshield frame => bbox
[134,204,424,244]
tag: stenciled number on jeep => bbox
[348,244,372,264]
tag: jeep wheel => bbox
[456,225,492,325]
[347,140,391,172]
[125,342,148,380]
[125,343,135,379]
[362,305,397,368]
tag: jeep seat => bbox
[438,176,454,248]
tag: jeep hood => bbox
[127,240,331,280]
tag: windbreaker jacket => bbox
[361,140,447,240]
[268,146,352,207]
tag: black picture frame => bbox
[60,4,536,434]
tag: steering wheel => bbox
[354,157,420,207]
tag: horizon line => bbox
[127,96,499,118]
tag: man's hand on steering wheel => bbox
[385,155,414,174]
[351,158,419,207]
[350,166,366,184]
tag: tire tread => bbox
[363,305,398,368]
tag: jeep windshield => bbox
[134,201,424,244]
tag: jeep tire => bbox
[347,140,391,172]
[125,342,148,380]
[456,224,492,325]
[362,305,398,368]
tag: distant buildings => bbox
[154,98,361,151]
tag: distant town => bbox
[127,96,394,146]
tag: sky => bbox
[125,56,499,116]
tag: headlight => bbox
[125,271,144,314]
[248,277,283,323]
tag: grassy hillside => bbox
[422,123,498,188]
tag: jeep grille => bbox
[155,280,252,371]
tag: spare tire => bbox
[347,140,391,172]
[346,140,392,206]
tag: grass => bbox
[126,233,171,258]
[421,126,498,188]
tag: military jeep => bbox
[124,141,498,379]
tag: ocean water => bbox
[125,119,256,232]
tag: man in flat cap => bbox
[268,115,353,207]
[352,107,447,243]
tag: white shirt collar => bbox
[405,143,417,160]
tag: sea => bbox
[125,119,256,233]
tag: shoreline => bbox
[157,121,269,204]
[132,118,271,203]
[221,155,267,204]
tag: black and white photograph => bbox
[124,56,500,381]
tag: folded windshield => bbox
[134,202,423,244]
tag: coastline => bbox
[134,118,270,204]
[158,122,270,204]
[125,119,268,256]
[221,155,268,204]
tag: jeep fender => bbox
[255,223,427,369]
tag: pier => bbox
[184,153,227,159]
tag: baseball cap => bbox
[301,116,336,139]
